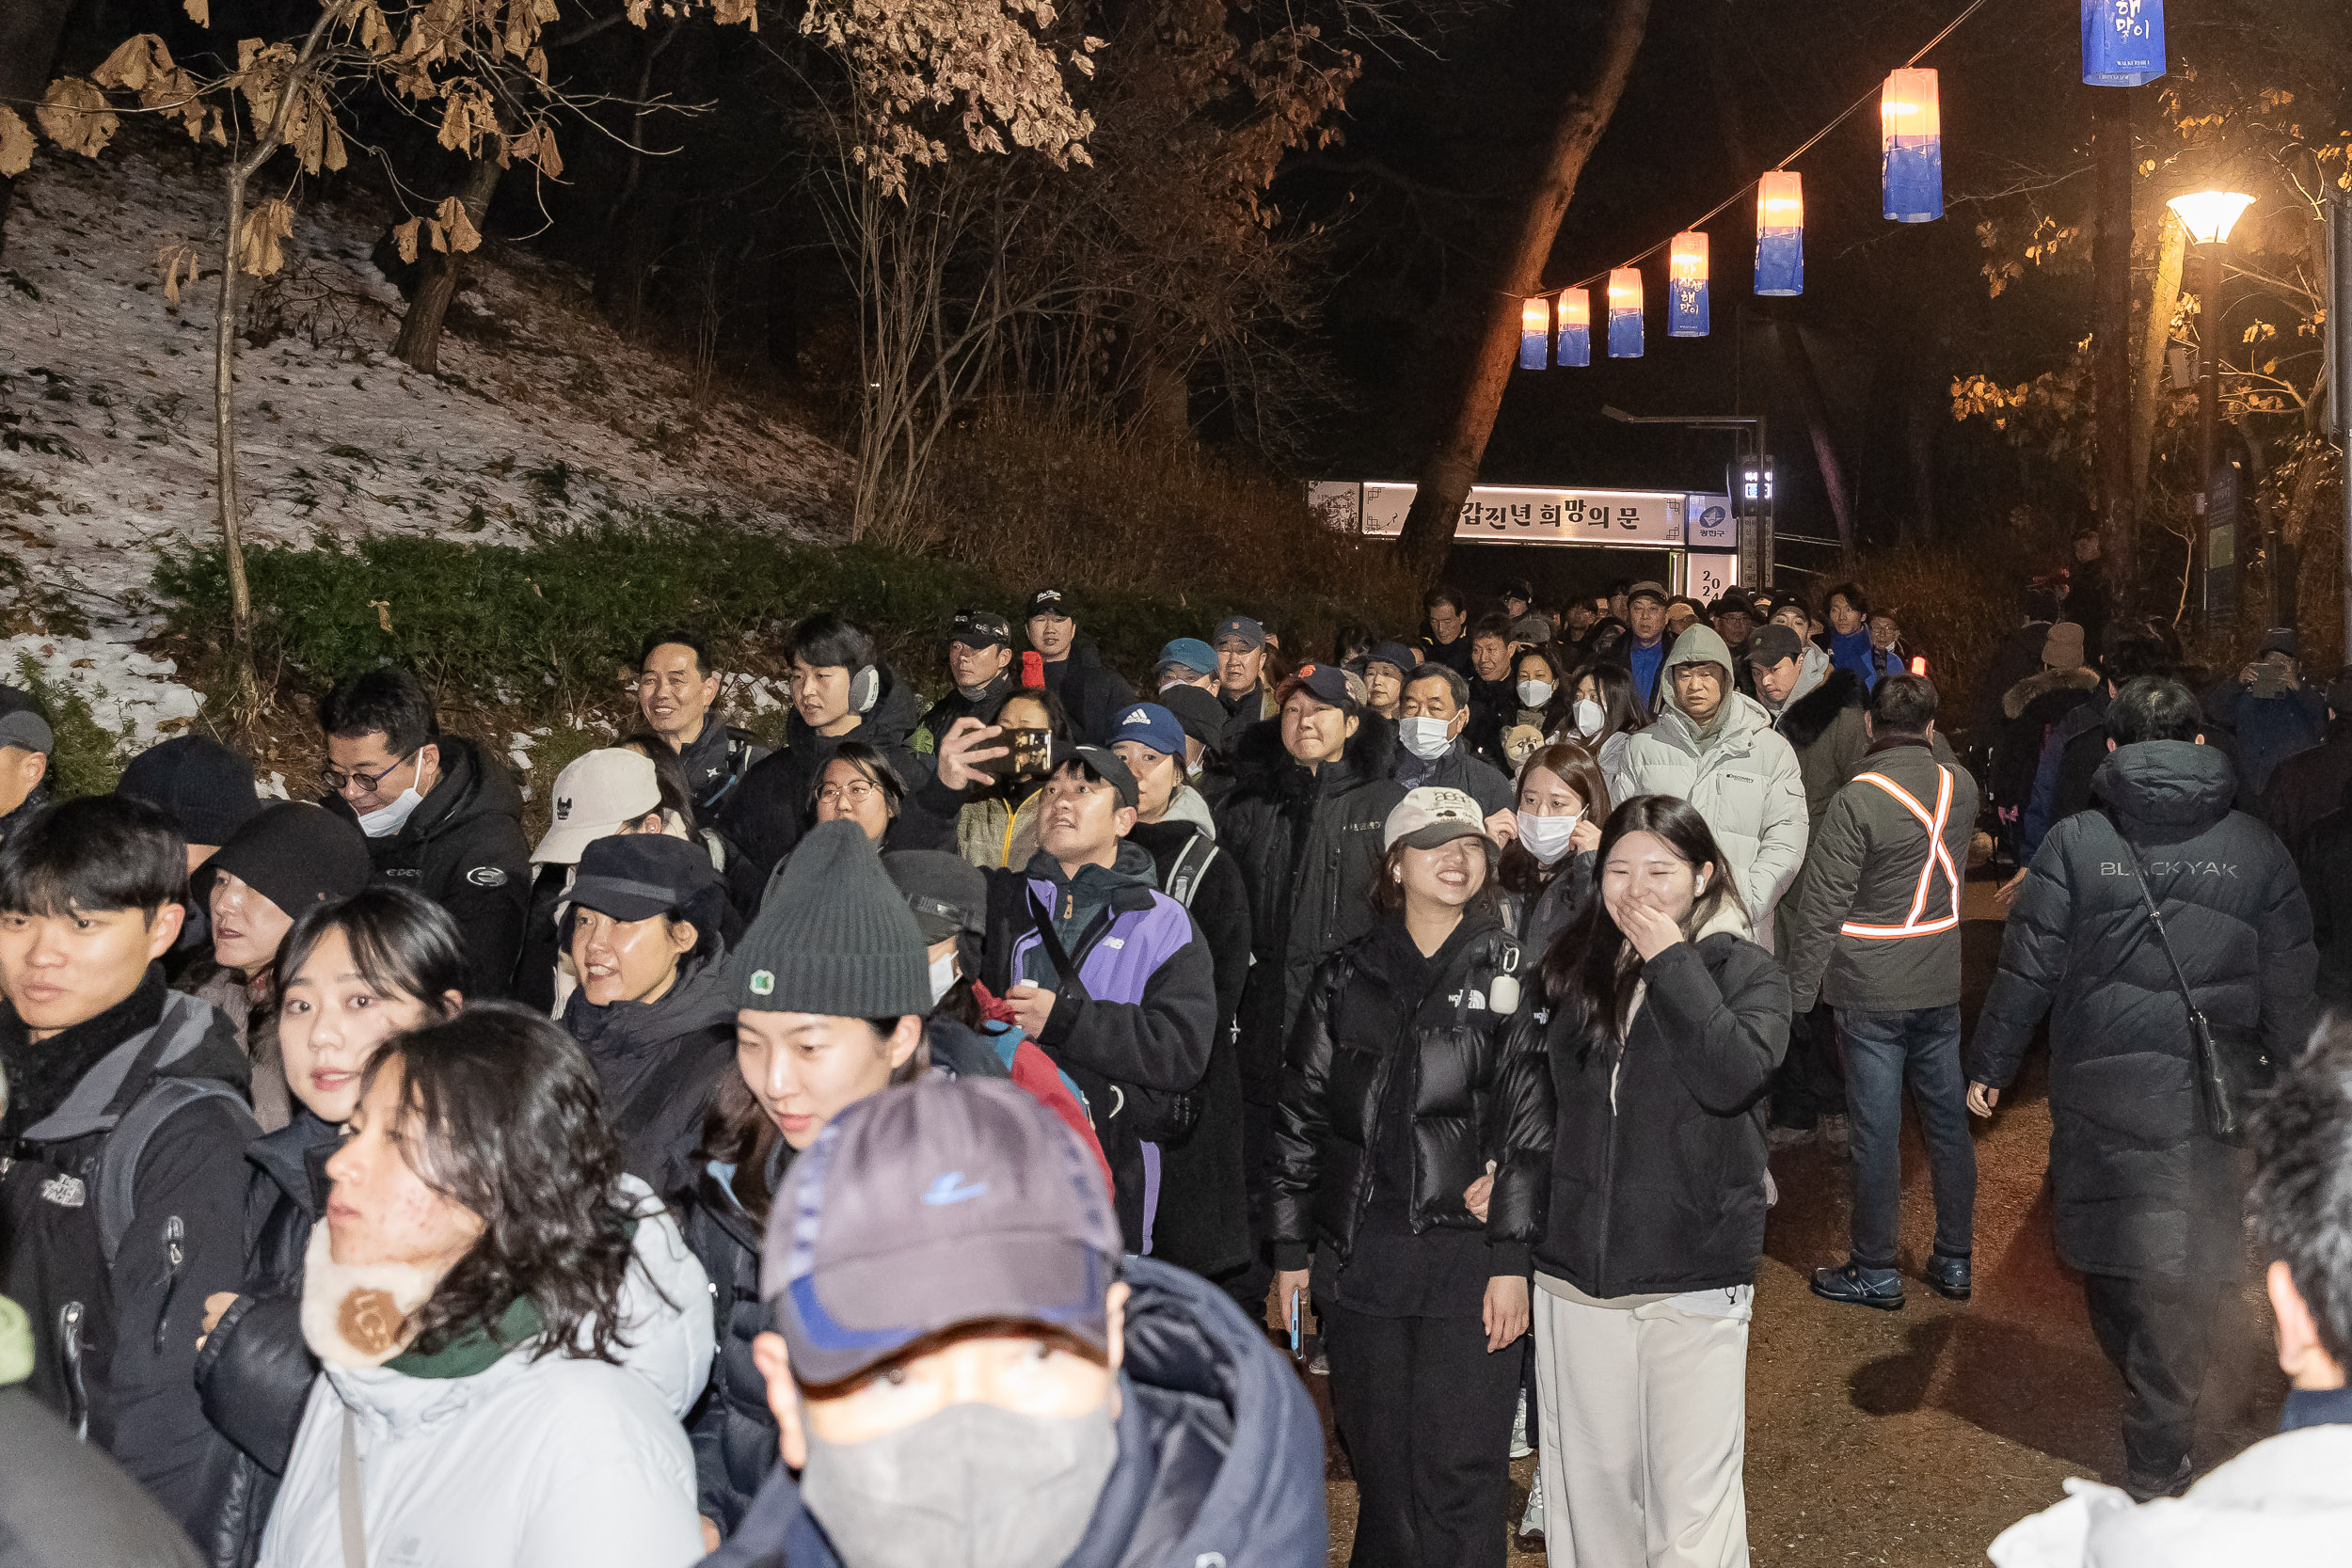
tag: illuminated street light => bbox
[2166,190,2254,245]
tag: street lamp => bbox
[2167,190,2254,619]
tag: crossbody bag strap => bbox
[1025,892,1097,1005]
[2106,816,2206,1027]
[339,1406,367,1568]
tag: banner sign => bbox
[1687,495,1736,549]
[1357,483,1687,546]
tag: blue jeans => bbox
[1838,1005,1976,1267]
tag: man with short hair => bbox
[2065,524,2109,657]
[1501,578,1535,622]
[1970,675,2315,1501]
[1711,594,1757,696]
[917,610,1017,755]
[1025,588,1136,746]
[0,703,54,850]
[1393,664,1511,816]
[1155,637,1219,695]
[1624,580,1672,710]
[1465,612,1521,765]
[638,629,769,816]
[1606,578,1632,625]
[0,796,254,1539]
[1213,615,1279,751]
[705,1076,1326,1568]
[316,667,530,992]
[1788,676,1980,1311]
[1422,588,1474,678]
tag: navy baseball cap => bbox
[1212,616,1264,651]
[1366,641,1418,675]
[1282,661,1358,714]
[763,1077,1122,1386]
[1156,638,1216,677]
[1107,702,1184,759]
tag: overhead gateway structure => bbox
[1311,481,1756,603]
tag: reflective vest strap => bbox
[1838,768,1962,940]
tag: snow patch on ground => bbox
[4,634,202,750]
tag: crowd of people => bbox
[0,559,2344,1568]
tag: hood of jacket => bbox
[2056,688,2112,747]
[561,943,737,1104]
[1230,703,1397,805]
[1773,667,1867,750]
[780,663,924,757]
[1759,641,1835,719]
[2092,739,2237,840]
[1665,624,1737,684]
[1653,685,1773,762]
[1159,784,1217,838]
[2002,665,2101,721]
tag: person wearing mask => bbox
[1617,626,1808,948]
[1394,664,1511,816]
[1968,676,2315,1501]
[1521,796,1788,1568]
[638,631,769,819]
[1024,588,1136,746]
[701,1075,1327,1568]
[516,746,676,1012]
[1783,677,1980,1311]
[2207,631,2329,799]
[1623,581,1673,711]
[1464,614,1521,763]
[1362,641,1417,722]
[0,704,54,850]
[1155,637,1220,695]
[316,667,531,996]
[191,888,469,1568]
[1160,681,1240,807]
[679,818,936,1544]
[254,1006,709,1568]
[806,743,906,847]
[1422,588,1475,678]
[1217,663,1407,1317]
[1988,1021,2352,1564]
[1214,615,1280,751]
[1107,704,1253,1288]
[0,796,254,1539]
[1710,595,1757,697]
[1821,583,1880,690]
[1565,664,1647,800]
[916,610,1016,756]
[1272,786,1547,1568]
[563,833,737,1197]
[181,802,373,1132]
[904,673,1070,869]
[723,612,927,892]
[1493,742,1606,957]
[1499,645,1567,772]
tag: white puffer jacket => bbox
[256,1180,711,1568]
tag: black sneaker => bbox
[2124,1456,2192,1502]
[1923,1252,1973,1300]
[1810,1259,1905,1310]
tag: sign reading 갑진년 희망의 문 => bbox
[1351,483,1687,546]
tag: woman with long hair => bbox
[1495,741,1608,958]
[1271,786,1550,1568]
[1520,796,1789,1568]
[1566,662,1650,800]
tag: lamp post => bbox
[2167,190,2254,620]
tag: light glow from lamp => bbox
[2166,191,2254,245]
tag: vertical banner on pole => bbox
[1756,172,1804,296]
[1669,232,1710,337]
[1518,296,1550,370]
[1556,289,1591,367]
[1608,268,1645,357]
[1882,69,1944,222]
[2083,0,2166,87]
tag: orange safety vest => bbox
[1838,766,1962,940]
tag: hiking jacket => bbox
[1525,909,1790,1297]
[719,666,929,891]
[0,978,252,1543]
[1992,667,2100,821]
[915,673,1013,758]
[1127,816,1253,1279]
[322,736,531,998]
[1767,664,1869,828]
[1968,741,2316,1282]
[696,1258,1327,1568]
[2205,675,2328,797]
[674,712,769,821]
[1270,915,1549,1270]
[0,1293,206,1568]
[561,948,737,1200]
[678,1144,792,1541]
[1502,851,1597,962]
[1784,736,1979,1014]
[1041,641,1138,747]
[981,844,1218,1254]
[1215,719,1407,1103]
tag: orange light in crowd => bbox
[1910,656,1929,676]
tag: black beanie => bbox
[118,736,263,847]
[197,802,373,916]
[733,820,930,1018]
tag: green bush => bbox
[12,656,130,798]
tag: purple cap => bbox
[763,1077,1122,1386]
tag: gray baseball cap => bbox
[762,1077,1123,1386]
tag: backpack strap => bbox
[99,1078,258,1266]
[1162,832,1219,911]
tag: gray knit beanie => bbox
[734,819,932,1018]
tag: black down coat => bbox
[678,1144,794,1540]
[1270,915,1550,1270]
[717,666,930,897]
[1215,719,1407,1103]
[1968,740,2316,1283]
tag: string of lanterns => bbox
[1517,0,2166,367]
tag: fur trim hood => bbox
[2002,666,2101,721]
[1773,668,1867,752]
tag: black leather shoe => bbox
[1809,1260,1904,1311]
[2124,1456,2192,1502]
[1923,1252,1973,1300]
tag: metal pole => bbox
[2195,242,2223,622]
[2335,192,2352,665]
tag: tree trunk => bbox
[1394,0,1653,581]
[392,154,504,374]
[2133,209,2186,505]
[2091,87,2137,613]
[1779,320,1855,568]
[1905,356,1938,547]
[215,163,259,714]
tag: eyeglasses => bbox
[322,748,419,795]
[817,780,882,808]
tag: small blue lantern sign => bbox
[1556,289,1591,367]
[1518,295,1549,370]
[1882,69,1943,222]
[1756,171,1804,296]
[2083,0,2165,87]
[1668,232,1709,337]
[1607,268,1644,357]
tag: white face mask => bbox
[1515,811,1580,866]
[1518,679,1556,709]
[929,950,960,1006]
[355,785,425,839]
[1398,716,1455,761]
[1573,698,1605,737]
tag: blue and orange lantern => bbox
[1882,69,1943,222]
[1556,288,1591,367]
[2083,0,2165,87]
[1518,295,1550,369]
[1668,231,1709,337]
[1607,268,1644,357]
[1755,171,1804,296]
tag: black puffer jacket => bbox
[562,947,737,1200]
[1527,913,1790,1297]
[679,1142,794,1540]
[1040,640,1138,746]
[1270,914,1549,1269]
[322,735,532,997]
[1216,719,1407,1103]
[718,666,930,895]
[1968,740,2316,1282]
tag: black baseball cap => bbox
[1748,624,1807,668]
[1156,684,1228,751]
[1282,662,1359,714]
[567,832,725,934]
[948,610,1011,650]
[1062,745,1140,810]
[1025,589,1071,621]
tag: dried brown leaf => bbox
[236,197,294,277]
[183,0,210,24]
[93,35,165,92]
[436,195,480,254]
[0,109,33,179]
[36,78,119,159]
[391,217,421,264]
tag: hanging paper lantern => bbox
[2082,0,2165,87]
[1755,171,1804,296]
[1555,288,1591,368]
[1518,295,1550,369]
[1668,232,1709,337]
[1881,69,1944,222]
[1607,268,1644,357]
